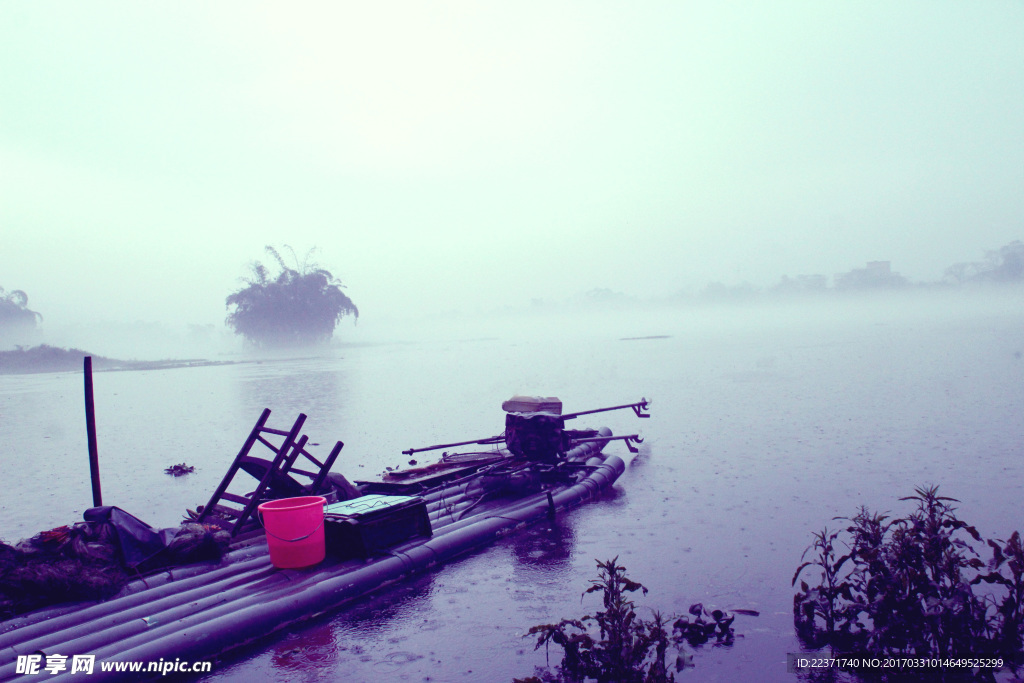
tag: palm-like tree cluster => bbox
[225,246,358,347]
[0,287,42,334]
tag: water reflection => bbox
[269,624,342,675]
[510,520,574,574]
[236,360,347,419]
[209,569,438,682]
[268,570,437,680]
[336,571,437,634]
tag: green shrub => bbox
[517,558,756,683]
[793,486,1024,679]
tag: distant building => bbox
[834,261,908,290]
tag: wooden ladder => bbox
[196,409,344,536]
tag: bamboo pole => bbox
[84,356,102,507]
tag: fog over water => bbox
[1,290,1022,680]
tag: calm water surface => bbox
[1,293,1021,682]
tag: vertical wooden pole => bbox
[84,356,102,507]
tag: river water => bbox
[1,290,1022,682]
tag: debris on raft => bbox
[0,508,230,620]
[165,463,195,476]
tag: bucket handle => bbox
[257,509,326,543]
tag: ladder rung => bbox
[260,427,292,437]
[210,504,242,518]
[255,434,279,451]
[220,492,251,505]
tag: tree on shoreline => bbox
[225,246,358,347]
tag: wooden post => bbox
[84,356,102,507]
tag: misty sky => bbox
[2,1,1022,330]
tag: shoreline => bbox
[0,344,243,375]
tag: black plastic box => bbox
[324,495,432,559]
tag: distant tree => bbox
[980,240,1024,282]
[0,287,42,335]
[942,261,982,285]
[943,240,1024,284]
[772,274,828,295]
[698,281,759,302]
[225,246,358,347]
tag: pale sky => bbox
[2,1,1022,331]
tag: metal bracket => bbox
[571,433,644,453]
[631,399,651,419]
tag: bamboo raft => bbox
[0,397,648,682]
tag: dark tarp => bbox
[83,506,167,568]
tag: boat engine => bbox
[504,411,565,461]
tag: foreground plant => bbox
[793,486,1024,679]
[516,558,756,682]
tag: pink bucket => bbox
[258,496,326,569]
